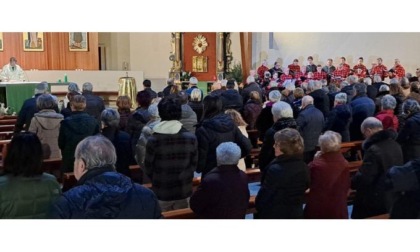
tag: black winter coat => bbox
[256,103,275,141]
[256,154,310,219]
[396,111,420,163]
[195,113,252,177]
[323,104,352,142]
[48,166,162,219]
[58,111,100,172]
[386,159,420,219]
[190,165,250,219]
[349,94,375,141]
[309,89,330,118]
[102,127,136,177]
[296,104,324,152]
[351,130,404,219]
[258,117,298,182]
[221,89,243,112]
[82,91,105,125]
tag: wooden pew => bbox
[42,158,63,182]
[0,119,17,126]
[366,213,390,219]
[0,125,15,132]
[162,195,257,219]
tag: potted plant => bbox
[226,62,243,84]
[180,71,192,82]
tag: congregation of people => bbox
[2,54,420,219]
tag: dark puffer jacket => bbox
[256,154,310,219]
[0,173,61,219]
[396,111,420,163]
[48,166,162,219]
[323,104,352,142]
[126,107,151,151]
[386,159,420,219]
[258,117,298,182]
[195,113,252,177]
[58,111,100,172]
[351,130,404,219]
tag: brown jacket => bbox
[29,109,64,159]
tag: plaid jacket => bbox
[144,126,198,201]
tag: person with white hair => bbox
[351,117,403,219]
[304,131,350,219]
[241,75,264,105]
[375,95,398,131]
[186,76,203,98]
[281,80,296,105]
[296,96,325,163]
[49,135,162,219]
[308,80,330,118]
[323,92,352,142]
[190,142,250,219]
[82,82,105,125]
[258,101,297,182]
[256,90,281,141]
[375,84,390,113]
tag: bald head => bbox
[302,95,314,108]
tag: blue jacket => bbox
[349,94,375,141]
[48,166,162,219]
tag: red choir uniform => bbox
[313,71,327,81]
[279,74,293,86]
[355,70,366,79]
[342,63,351,71]
[353,64,367,73]
[257,65,269,80]
[332,68,348,80]
[288,64,301,75]
[389,64,406,79]
[371,64,389,80]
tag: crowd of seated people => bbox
[2,55,420,219]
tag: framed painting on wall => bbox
[0,32,3,51]
[23,32,44,51]
[69,32,88,51]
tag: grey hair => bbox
[82,82,93,92]
[283,80,296,91]
[319,130,342,153]
[361,117,383,132]
[36,94,56,110]
[335,92,347,104]
[389,78,399,85]
[379,84,390,92]
[340,81,349,89]
[35,82,48,94]
[246,76,255,84]
[68,82,80,93]
[403,99,420,115]
[307,80,317,92]
[216,142,241,166]
[347,75,357,84]
[373,74,382,83]
[354,83,367,94]
[363,78,372,86]
[302,95,314,107]
[268,90,282,102]
[75,135,117,170]
[401,77,410,89]
[272,101,293,121]
[101,108,120,128]
[189,77,198,85]
[381,95,397,110]
[190,88,202,102]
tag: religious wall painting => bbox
[69,32,89,51]
[23,32,44,51]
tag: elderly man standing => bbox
[296,95,324,163]
[186,77,203,98]
[81,82,105,125]
[49,135,162,219]
[190,142,250,219]
[351,117,403,219]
